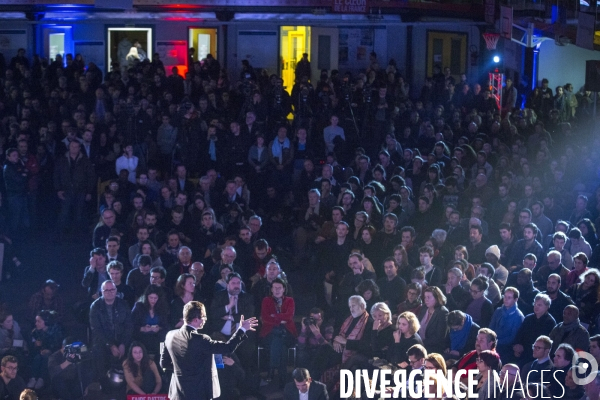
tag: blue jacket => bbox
[489,304,524,345]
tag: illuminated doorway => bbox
[107,27,152,72]
[188,28,217,64]
[280,26,310,93]
[426,31,468,81]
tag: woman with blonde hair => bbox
[369,302,394,361]
[391,311,423,367]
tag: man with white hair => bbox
[535,250,569,291]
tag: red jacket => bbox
[259,296,297,338]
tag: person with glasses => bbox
[424,353,447,400]
[512,294,555,366]
[445,310,480,360]
[498,364,524,400]
[0,355,24,400]
[474,350,501,400]
[89,280,133,381]
[391,311,423,368]
[521,336,553,384]
[465,276,494,328]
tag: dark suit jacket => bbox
[283,380,329,400]
[417,306,449,354]
[209,290,255,334]
[161,324,247,400]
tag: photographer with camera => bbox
[48,337,94,400]
[296,308,333,373]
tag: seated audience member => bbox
[542,273,574,325]
[355,279,382,314]
[131,285,169,355]
[464,276,494,328]
[108,261,135,307]
[377,257,407,313]
[512,293,556,365]
[535,250,569,291]
[48,337,95,400]
[166,246,194,289]
[122,342,162,395]
[489,287,524,362]
[417,286,449,354]
[441,267,470,312]
[297,308,334,371]
[81,248,109,300]
[0,311,25,359]
[397,282,423,316]
[27,280,65,322]
[549,343,575,397]
[27,310,62,390]
[567,265,599,325]
[252,258,292,313]
[419,246,443,287]
[445,310,479,359]
[311,295,373,382]
[512,268,539,316]
[477,263,501,305]
[453,328,498,379]
[259,278,297,387]
[474,350,501,400]
[215,264,234,293]
[170,274,196,329]
[216,352,246,400]
[390,311,423,367]
[149,266,174,301]
[563,366,585,400]
[565,252,590,288]
[521,335,554,386]
[497,363,524,400]
[131,240,163,271]
[283,368,329,400]
[548,305,589,354]
[127,255,153,300]
[0,356,25,400]
[89,280,133,380]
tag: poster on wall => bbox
[0,30,27,58]
[338,26,386,69]
[74,41,105,73]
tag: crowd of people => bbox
[0,44,599,400]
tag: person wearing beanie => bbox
[484,245,509,287]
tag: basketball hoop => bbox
[483,32,500,50]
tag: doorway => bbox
[107,27,152,72]
[280,26,310,93]
[188,28,217,64]
[426,31,468,81]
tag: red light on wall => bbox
[169,50,178,57]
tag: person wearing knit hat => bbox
[485,245,509,286]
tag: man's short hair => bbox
[524,222,538,236]
[504,286,520,300]
[383,213,398,223]
[535,335,552,349]
[524,253,537,263]
[150,266,167,279]
[447,267,463,280]
[400,226,416,238]
[138,255,152,267]
[106,236,120,245]
[1,355,17,367]
[499,222,512,232]
[479,262,495,277]
[107,261,123,272]
[292,368,311,383]
[226,272,243,283]
[254,239,268,250]
[406,344,427,359]
[90,248,106,258]
[553,231,567,241]
[182,301,206,324]
[419,246,434,257]
[478,328,498,350]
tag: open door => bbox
[310,27,339,85]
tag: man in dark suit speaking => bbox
[160,301,258,400]
[284,368,329,400]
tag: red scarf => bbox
[339,311,369,363]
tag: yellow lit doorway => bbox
[188,28,217,64]
[426,31,468,82]
[280,26,310,94]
